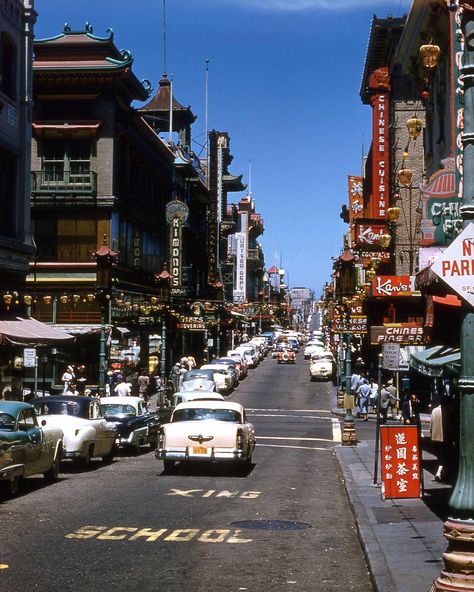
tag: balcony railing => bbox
[31,170,97,195]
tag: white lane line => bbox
[256,443,332,451]
[247,408,331,413]
[258,436,333,443]
[250,413,333,421]
[332,418,342,443]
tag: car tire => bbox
[44,444,62,481]
[9,475,20,496]
[148,437,157,450]
[163,459,175,472]
[81,444,94,467]
[102,445,115,464]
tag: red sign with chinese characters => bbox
[380,425,421,499]
[354,223,389,247]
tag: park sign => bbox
[431,222,474,307]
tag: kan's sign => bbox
[354,223,388,247]
[372,275,417,297]
[431,222,474,307]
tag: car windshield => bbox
[101,404,136,417]
[0,412,16,430]
[34,401,82,417]
[183,370,214,381]
[172,407,241,423]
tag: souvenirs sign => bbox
[372,275,418,297]
[370,324,425,345]
[431,222,474,307]
[380,425,421,500]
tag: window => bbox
[42,139,91,185]
[32,216,97,261]
[0,149,16,236]
[0,33,16,99]
[18,410,36,430]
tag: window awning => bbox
[0,316,74,346]
[409,345,461,377]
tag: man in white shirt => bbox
[114,379,131,397]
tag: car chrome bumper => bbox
[155,447,248,462]
[0,464,24,480]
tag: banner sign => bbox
[380,425,421,500]
[431,222,474,307]
[354,223,389,247]
[233,232,247,303]
[368,67,390,219]
[370,324,425,345]
[372,275,417,297]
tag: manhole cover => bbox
[230,520,312,531]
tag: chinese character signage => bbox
[380,425,421,499]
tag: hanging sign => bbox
[431,222,474,307]
[370,324,425,345]
[354,223,389,247]
[166,200,189,297]
[380,425,421,500]
[23,348,37,368]
[372,276,418,297]
[382,343,400,370]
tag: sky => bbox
[33,0,412,297]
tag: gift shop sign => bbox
[370,324,425,345]
[380,425,421,500]
[372,275,417,297]
[431,222,474,307]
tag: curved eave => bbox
[223,174,247,193]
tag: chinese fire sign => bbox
[380,425,421,499]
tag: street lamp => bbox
[93,237,118,398]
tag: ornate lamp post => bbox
[432,4,474,590]
[93,238,118,398]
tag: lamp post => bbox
[432,4,474,590]
[93,238,118,398]
[341,301,357,445]
[157,268,170,382]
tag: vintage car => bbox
[276,345,296,364]
[309,353,335,381]
[304,340,325,359]
[179,369,217,393]
[155,400,255,472]
[32,396,117,464]
[0,401,63,495]
[200,364,234,393]
[158,390,224,424]
[100,396,160,452]
[219,354,248,379]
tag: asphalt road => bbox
[1,353,373,592]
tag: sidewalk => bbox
[331,389,449,592]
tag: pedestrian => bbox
[114,378,131,397]
[66,383,79,396]
[379,383,392,424]
[356,378,371,421]
[137,370,150,402]
[61,365,75,394]
[385,379,399,419]
[402,393,420,425]
[368,377,379,413]
[169,363,181,392]
[187,355,196,369]
[430,404,445,482]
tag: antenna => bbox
[205,58,209,184]
[163,0,167,75]
[248,159,252,196]
[169,73,173,143]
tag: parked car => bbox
[277,347,296,364]
[158,390,224,424]
[155,400,256,472]
[100,396,160,452]
[309,353,335,381]
[223,352,248,379]
[200,364,234,393]
[32,396,117,465]
[178,369,217,392]
[235,345,259,368]
[304,343,325,359]
[211,359,240,387]
[0,401,63,495]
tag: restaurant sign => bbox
[372,275,418,297]
[370,324,425,345]
[332,315,367,334]
[354,223,388,247]
[380,425,421,500]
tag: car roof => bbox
[100,396,144,404]
[201,364,229,370]
[175,391,224,401]
[174,400,244,412]
[0,400,33,415]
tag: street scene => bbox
[2,0,474,591]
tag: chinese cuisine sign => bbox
[380,425,421,500]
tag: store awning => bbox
[409,345,461,377]
[0,316,74,345]
[53,324,111,335]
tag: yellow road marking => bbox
[257,436,333,442]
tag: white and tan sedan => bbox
[155,400,255,472]
[309,353,335,381]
